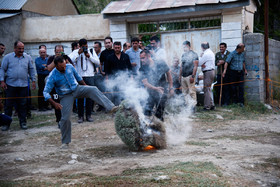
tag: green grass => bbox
[84,161,228,186]
[8,113,56,130]
[186,141,211,147]
[1,162,227,186]
[53,161,228,186]
[195,102,270,122]
[213,131,280,141]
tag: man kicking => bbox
[43,56,118,148]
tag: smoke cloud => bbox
[106,70,192,146]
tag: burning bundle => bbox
[114,101,166,151]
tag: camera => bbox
[82,46,88,53]
[145,44,154,51]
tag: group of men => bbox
[173,40,247,112]
[0,36,247,148]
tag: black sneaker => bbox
[210,106,215,110]
[39,108,47,112]
[1,125,10,131]
[78,117,84,123]
[86,116,94,122]
[20,123,28,130]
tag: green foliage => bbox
[73,0,115,14]
[114,105,142,151]
[254,0,280,40]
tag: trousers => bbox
[181,75,197,108]
[4,85,28,125]
[59,85,115,144]
[203,70,215,109]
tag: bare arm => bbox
[222,62,229,78]
[48,98,62,110]
[47,61,55,71]
[142,78,164,95]
[179,64,183,83]
[243,62,247,75]
[166,70,174,96]
[78,80,86,85]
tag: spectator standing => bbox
[171,57,182,95]
[198,42,215,111]
[43,56,117,149]
[94,41,102,58]
[149,36,166,62]
[139,41,145,50]
[71,42,79,52]
[215,43,230,106]
[35,48,50,111]
[139,50,174,121]
[122,42,131,53]
[92,41,106,112]
[126,37,142,76]
[222,43,247,107]
[0,43,6,110]
[0,41,36,131]
[69,38,100,123]
[39,44,49,57]
[104,41,132,105]
[100,37,114,76]
[179,41,199,111]
[0,43,6,66]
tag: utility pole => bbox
[264,0,270,102]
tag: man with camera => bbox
[149,35,166,62]
[69,38,100,123]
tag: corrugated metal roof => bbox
[0,12,19,19]
[0,0,28,10]
[102,0,242,14]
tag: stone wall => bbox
[244,33,280,103]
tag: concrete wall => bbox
[24,40,105,61]
[23,0,79,16]
[20,14,110,43]
[109,20,129,45]
[0,14,22,54]
[244,33,280,103]
[221,9,243,52]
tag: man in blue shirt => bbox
[0,41,36,131]
[35,48,49,111]
[126,37,142,76]
[222,43,247,106]
[43,56,118,148]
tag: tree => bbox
[254,0,280,40]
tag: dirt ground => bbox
[0,107,279,186]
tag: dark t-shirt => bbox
[139,60,170,89]
[100,48,114,65]
[104,52,132,76]
[181,50,198,77]
[47,55,55,66]
[47,55,74,67]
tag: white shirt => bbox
[198,48,215,71]
[152,47,166,62]
[69,49,100,77]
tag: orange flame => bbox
[143,145,156,151]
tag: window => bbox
[136,16,221,34]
